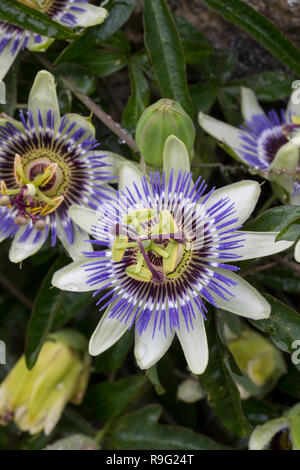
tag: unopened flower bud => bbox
[0,195,10,207]
[0,329,91,436]
[135,99,195,167]
[14,215,28,226]
[227,326,286,392]
[177,378,206,403]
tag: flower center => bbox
[0,154,64,230]
[112,209,188,284]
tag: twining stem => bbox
[0,274,33,309]
[36,54,139,153]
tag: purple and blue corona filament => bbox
[82,171,246,338]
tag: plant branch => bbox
[36,54,139,153]
[0,274,33,310]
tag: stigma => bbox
[112,208,187,283]
[0,154,64,230]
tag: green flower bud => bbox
[227,326,286,392]
[135,99,195,167]
[0,329,91,436]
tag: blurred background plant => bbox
[1,0,300,450]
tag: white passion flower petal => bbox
[70,4,108,28]
[286,87,300,120]
[134,309,175,370]
[28,70,60,127]
[118,162,144,195]
[202,180,261,227]
[56,216,90,261]
[227,231,293,261]
[9,225,48,263]
[89,303,130,356]
[208,267,270,320]
[198,111,243,151]
[0,34,25,81]
[241,87,266,121]
[175,307,208,375]
[52,259,104,292]
[163,135,190,183]
[69,206,99,236]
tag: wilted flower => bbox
[0,69,121,263]
[0,329,91,436]
[52,136,293,375]
[0,0,108,81]
[198,86,300,261]
[136,98,195,167]
[249,403,300,450]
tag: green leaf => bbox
[122,59,150,135]
[105,405,230,450]
[25,255,92,368]
[242,398,284,426]
[250,294,300,366]
[54,64,96,96]
[55,0,135,64]
[245,205,300,242]
[233,71,294,102]
[253,266,300,294]
[25,255,69,369]
[94,329,133,374]
[0,0,76,39]
[83,375,147,422]
[278,363,300,400]
[71,32,130,77]
[189,84,217,112]
[200,0,300,76]
[200,311,252,437]
[173,14,212,65]
[143,0,193,116]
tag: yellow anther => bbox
[292,115,300,125]
[1,180,7,195]
[126,265,152,282]
[112,235,129,262]
[29,206,43,214]
[163,240,185,274]
[41,196,64,216]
